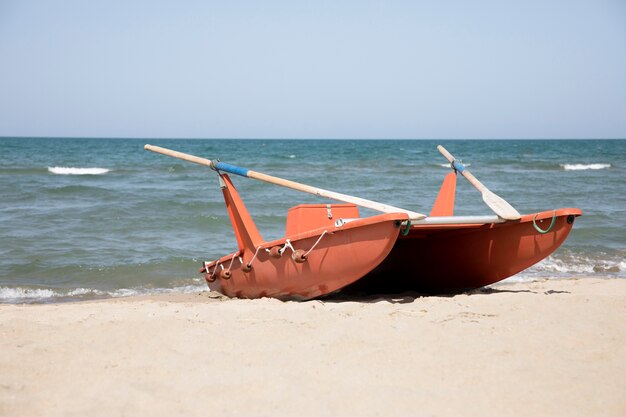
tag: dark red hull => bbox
[342,208,582,294]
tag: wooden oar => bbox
[145,144,426,220]
[437,145,521,220]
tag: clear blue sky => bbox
[1,0,625,139]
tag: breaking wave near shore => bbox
[48,167,110,175]
[1,251,624,303]
[0,282,207,304]
[560,163,611,171]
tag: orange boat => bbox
[145,144,582,300]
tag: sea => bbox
[1,138,624,303]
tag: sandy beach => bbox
[1,278,624,417]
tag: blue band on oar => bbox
[452,160,465,173]
[214,162,249,177]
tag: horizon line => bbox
[1,136,625,141]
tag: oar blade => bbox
[482,189,521,220]
[438,145,521,220]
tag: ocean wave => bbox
[0,287,61,300]
[517,253,625,279]
[0,283,207,304]
[0,167,50,175]
[560,163,611,171]
[48,167,110,175]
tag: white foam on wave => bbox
[48,167,110,175]
[500,254,626,285]
[0,287,60,300]
[517,254,626,279]
[0,282,208,303]
[67,288,104,296]
[531,257,595,274]
[560,163,610,171]
[0,287,107,301]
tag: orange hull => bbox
[201,174,408,299]
[204,214,405,299]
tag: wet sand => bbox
[1,278,625,417]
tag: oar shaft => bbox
[437,145,486,192]
[248,170,421,216]
[145,144,213,167]
[145,144,426,220]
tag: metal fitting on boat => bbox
[292,249,308,263]
[335,218,357,227]
[269,246,282,258]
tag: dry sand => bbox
[1,278,625,417]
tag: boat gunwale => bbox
[202,211,408,268]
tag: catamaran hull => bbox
[203,214,405,300]
[204,208,581,299]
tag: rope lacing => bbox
[303,230,327,257]
[209,261,220,281]
[279,239,296,256]
[247,245,262,268]
[226,253,236,273]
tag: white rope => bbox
[226,253,236,273]
[279,239,295,255]
[209,262,220,280]
[303,230,328,257]
[248,246,262,266]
